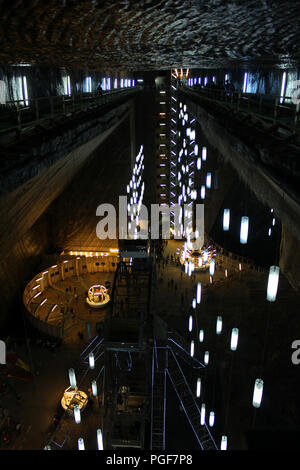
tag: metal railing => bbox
[0,87,140,138]
[182,85,300,134]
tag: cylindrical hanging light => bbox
[220,435,227,450]
[78,437,85,450]
[209,411,215,427]
[204,351,209,365]
[209,259,215,276]
[89,352,95,370]
[266,266,280,302]
[203,251,208,263]
[197,282,201,304]
[188,315,193,332]
[199,329,204,343]
[192,298,196,309]
[216,315,222,335]
[200,403,206,425]
[200,185,205,199]
[190,340,195,357]
[92,380,98,397]
[196,378,201,398]
[252,378,264,408]
[68,368,76,389]
[74,404,81,424]
[206,172,212,189]
[223,209,230,231]
[197,157,201,169]
[230,328,239,351]
[97,429,104,450]
[240,216,249,244]
[198,257,203,268]
[202,147,207,161]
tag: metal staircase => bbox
[150,340,167,450]
[167,347,218,450]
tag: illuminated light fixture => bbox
[204,351,209,365]
[199,330,204,343]
[221,435,227,450]
[206,172,212,188]
[33,292,42,298]
[209,259,215,276]
[198,257,203,268]
[209,411,215,427]
[268,228,272,236]
[190,340,195,357]
[204,77,208,86]
[243,72,248,93]
[74,404,81,424]
[194,144,198,156]
[216,315,222,335]
[40,298,47,306]
[200,403,206,425]
[230,328,239,351]
[196,378,201,397]
[203,251,208,263]
[188,315,193,332]
[252,378,264,408]
[266,266,280,302]
[240,216,249,244]
[44,445,51,450]
[91,380,98,397]
[225,269,228,277]
[200,186,205,199]
[22,75,29,105]
[202,147,207,161]
[223,209,230,231]
[89,352,95,369]
[225,73,229,81]
[78,438,85,450]
[192,298,196,309]
[97,429,104,450]
[197,157,201,170]
[272,218,275,226]
[280,71,287,103]
[68,368,76,389]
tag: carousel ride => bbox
[180,243,217,272]
[86,284,110,308]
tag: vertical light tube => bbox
[266,266,280,302]
[67,75,71,96]
[188,315,193,332]
[252,378,264,408]
[192,298,196,309]
[200,185,205,200]
[209,411,215,427]
[197,282,201,304]
[221,435,227,450]
[243,72,248,93]
[206,172,212,188]
[199,329,204,343]
[280,71,287,103]
[74,404,81,424]
[22,76,29,105]
[97,429,104,450]
[230,328,239,351]
[196,378,201,398]
[209,259,215,276]
[78,438,85,450]
[204,351,209,365]
[202,147,207,161]
[200,403,206,425]
[68,368,76,389]
[216,315,222,335]
[89,352,95,369]
[190,340,195,357]
[92,380,98,397]
[240,216,249,244]
[223,209,230,231]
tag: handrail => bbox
[0,87,140,139]
[181,85,300,134]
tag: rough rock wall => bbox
[0,1,299,70]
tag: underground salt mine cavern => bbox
[0,0,300,453]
